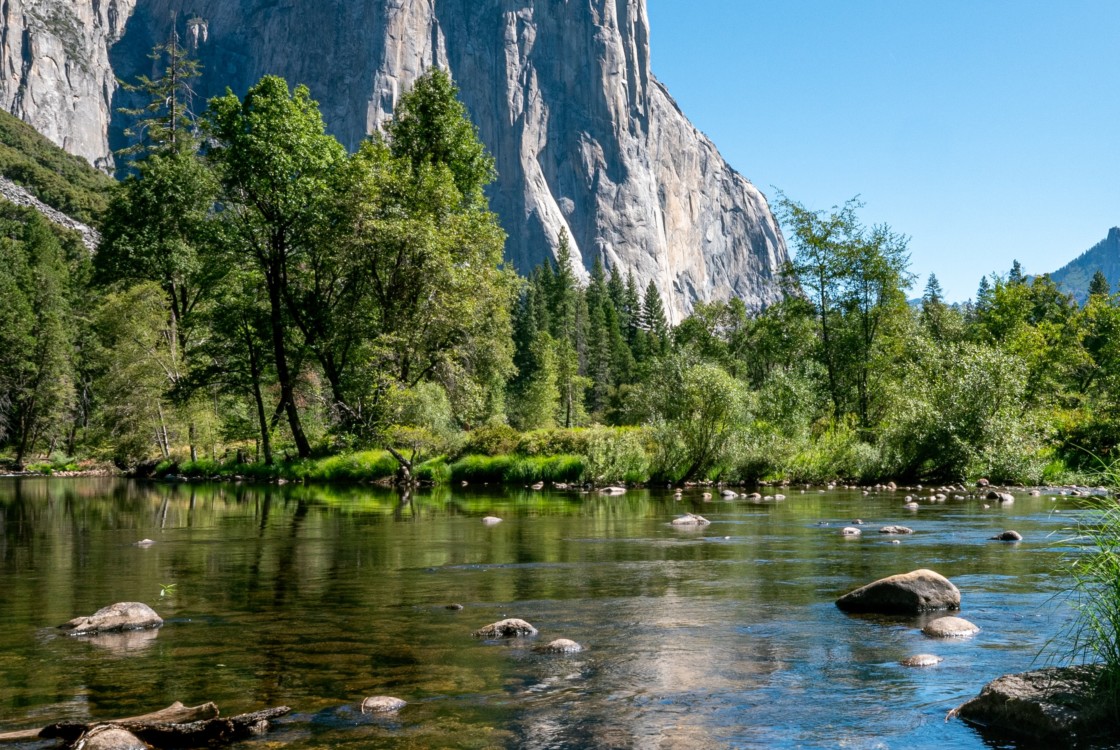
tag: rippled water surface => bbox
[0,479,1103,748]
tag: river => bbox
[0,478,1098,748]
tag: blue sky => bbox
[646,1,1120,301]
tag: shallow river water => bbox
[0,478,1104,749]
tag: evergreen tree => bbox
[119,28,203,159]
[1008,259,1026,285]
[642,280,670,354]
[1089,269,1111,298]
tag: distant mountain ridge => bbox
[1049,227,1120,303]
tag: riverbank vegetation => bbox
[1,44,1119,486]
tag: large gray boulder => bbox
[954,665,1114,743]
[59,602,163,635]
[835,569,961,614]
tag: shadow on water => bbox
[0,479,1109,749]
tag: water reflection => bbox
[0,479,1104,748]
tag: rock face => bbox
[2,0,789,320]
[835,569,961,615]
[59,602,163,635]
[955,665,1116,743]
[0,0,136,170]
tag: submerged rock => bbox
[835,569,961,614]
[879,526,914,535]
[132,539,156,547]
[840,527,862,537]
[361,696,406,713]
[472,618,538,639]
[901,653,943,667]
[923,616,980,638]
[481,516,503,525]
[990,530,1023,542]
[59,602,163,635]
[533,638,583,654]
[599,486,627,495]
[953,665,1115,743]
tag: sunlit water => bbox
[0,478,1106,749]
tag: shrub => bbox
[450,454,514,483]
[582,427,650,484]
[464,423,520,456]
[516,429,590,457]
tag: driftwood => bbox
[1,702,290,748]
[0,703,217,744]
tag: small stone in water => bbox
[446,603,464,610]
[482,516,503,525]
[361,696,406,713]
[901,653,943,667]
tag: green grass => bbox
[450,453,584,484]
[1059,495,1120,718]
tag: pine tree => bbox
[642,280,669,354]
[1089,269,1111,298]
[119,27,203,159]
[922,274,944,305]
[1008,259,1026,285]
[976,275,993,312]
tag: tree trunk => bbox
[266,263,311,458]
[245,334,273,466]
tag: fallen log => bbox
[0,703,217,744]
[64,707,291,749]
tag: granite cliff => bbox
[1,0,789,320]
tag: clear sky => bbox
[645,1,1120,302]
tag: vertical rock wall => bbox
[1,0,789,319]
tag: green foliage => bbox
[449,453,584,483]
[449,454,515,482]
[0,110,113,224]
[582,427,650,484]
[464,424,520,456]
[1059,495,1120,716]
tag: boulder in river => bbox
[990,530,1023,542]
[922,616,980,638]
[74,725,150,750]
[840,527,862,537]
[59,602,163,635]
[361,696,406,713]
[472,618,538,638]
[835,569,961,614]
[986,491,1015,504]
[953,665,1114,743]
[533,638,583,654]
[671,513,710,527]
[900,653,943,667]
[879,526,914,535]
